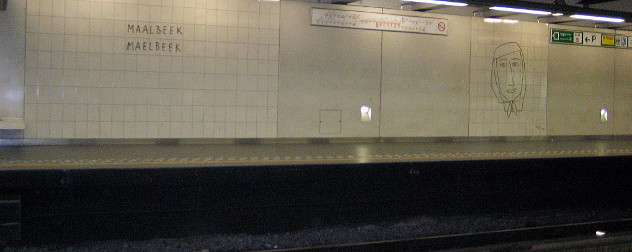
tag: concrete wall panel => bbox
[0,0,26,125]
[547,43,615,135]
[380,14,470,137]
[615,45,632,135]
[278,1,382,138]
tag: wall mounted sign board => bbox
[615,35,628,47]
[550,29,578,44]
[551,29,630,48]
[602,34,615,46]
[583,32,602,46]
[311,8,448,35]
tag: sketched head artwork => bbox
[491,42,526,117]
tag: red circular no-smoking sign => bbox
[438,22,446,32]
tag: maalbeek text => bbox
[127,41,182,53]
[128,24,183,35]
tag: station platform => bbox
[1,137,632,170]
[1,137,632,245]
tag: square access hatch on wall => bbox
[319,109,341,134]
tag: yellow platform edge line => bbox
[1,152,631,170]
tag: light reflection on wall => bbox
[5,90,23,102]
[357,145,370,163]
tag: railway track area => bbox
[268,219,632,252]
[3,209,632,251]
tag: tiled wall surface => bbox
[469,18,548,136]
[24,0,279,138]
[11,1,627,139]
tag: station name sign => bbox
[551,28,629,48]
[126,23,184,53]
[311,8,448,35]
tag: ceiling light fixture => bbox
[570,14,625,23]
[490,6,552,16]
[406,0,468,7]
[484,18,518,24]
[552,13,564,16]
[484,18,503,23]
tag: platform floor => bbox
[1,138,631,171]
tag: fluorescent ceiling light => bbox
[406,0,468,7]
[490,6,552,15]
[570,14,624,23]
[484,18,518,24]
[552,13,564,16]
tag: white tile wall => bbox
[469,18,548,136]
[25,0,279,138]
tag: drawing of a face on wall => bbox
[492,42,526,117]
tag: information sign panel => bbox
[602,34,615,46]
[551,29,629,49]
[311,8,449,35]
[551,29,576,44]
[615,35,628,48]
[583,32,601,46]
[574,32,583,44]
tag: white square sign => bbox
[574,32,583,44]
[582,32,602,46]
[615,35,628,48]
